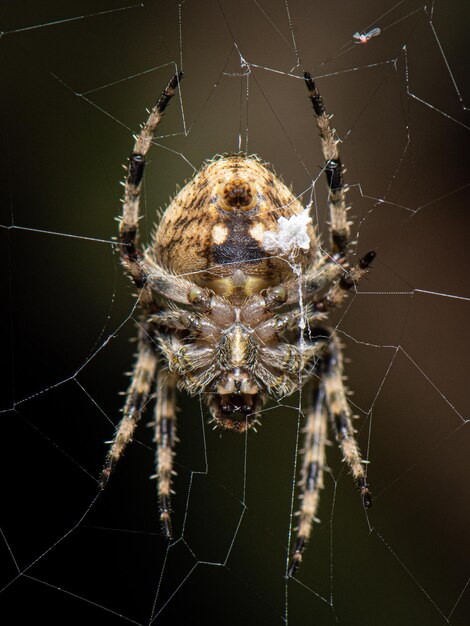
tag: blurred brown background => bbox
[1,1,469,625]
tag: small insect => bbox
[100,71,374,575]
[353,27,381,44]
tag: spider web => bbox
[1,1,469,624]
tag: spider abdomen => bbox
[154,154,316,300]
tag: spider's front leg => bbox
[289,331,371,576]
[323,333,371,507]
[288,382,327,576]
[101,330,157,486]
[153,370,177,538]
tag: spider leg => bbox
[259,342,324,376]
[289,329,370,576]
[313,250,376,314]
[119,72,183,294]
[289,383,327,576]
[304,72,350,255]
[322,333,371,507]
[250,249,374,337]
[279,256,346,307]
[158,334,218,395]
[254,248,370,313]
[150,309,221,341]
[100,335,157,486]
[153,370,177,538]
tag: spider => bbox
[100,71,374,575]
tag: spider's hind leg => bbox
[119,72,183,293]
[304,72,350,255]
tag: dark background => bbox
[1,1,469,625]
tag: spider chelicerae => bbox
[100,71,374,575]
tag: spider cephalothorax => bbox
[101,71,374,575]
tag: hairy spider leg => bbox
[301,74,375,316]
[119,71,184,301]
[101,334,157,486]
[304,72,350,255]
[312,250,376,314]
[289,382,328,576]
[118,71,235,312]
[323,334,371,507]
[264,73,357,312]
[289,332,370,575]
[153,371,177,538]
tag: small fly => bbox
[353,27,381,44]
